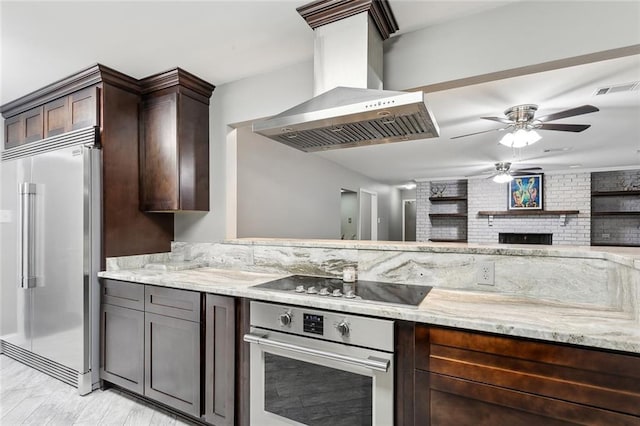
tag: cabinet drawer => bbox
[102,279,144,310]
[145,285,201,322]
[420,371,640,426]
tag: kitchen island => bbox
[100,239,640,354]
[98,240,640,425]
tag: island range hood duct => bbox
[252,1,439,152]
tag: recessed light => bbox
[569,164,582,168]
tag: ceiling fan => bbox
[451,104,599,147]
[481,162,543,183]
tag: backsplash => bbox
[105,240,638,320]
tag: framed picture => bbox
[508,174,543,210]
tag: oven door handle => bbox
[243,332,390,372]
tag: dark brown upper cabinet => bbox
[140,69,215,212]
[1,64,175,259]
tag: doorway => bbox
[340,189,358,240]
[402,199,417,242]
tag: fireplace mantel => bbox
[477,210,580,226]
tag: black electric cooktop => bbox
[252,275,432,307]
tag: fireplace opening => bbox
[499,233,552,245]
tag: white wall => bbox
[173,0,638,243]
[236,126,397,240]
[2,2,634,244]
[384,1,640,90]
[175,60,314,242]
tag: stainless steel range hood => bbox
[252,86,438,152]
[252,3,439,152]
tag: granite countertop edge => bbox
[97,267,640,355]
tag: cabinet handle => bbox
[243,332,390,372]
[20,183,37,288]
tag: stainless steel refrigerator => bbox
[0,127,101,394]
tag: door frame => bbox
[358,189,378,241]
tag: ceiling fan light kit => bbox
[487,161,542,184]
[493,172,514,183]
[498,128,542,148]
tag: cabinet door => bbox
[139,89,210,212]
[4,107,44,148]
[4,114,23,148]
[140,93,179,211]
[23,107,44,143]
[204,294,235,426]
[70,87,98,130]
[100,304,144,394]
[44,97,70,137]
[145,312,201,417]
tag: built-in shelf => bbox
[429,213,468,218]
[591,190,640,197]
[428,180,468,243]
[429,196,467,202]
[591,172,640,247]
[591,211,640,217]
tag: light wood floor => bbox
[0,355,194,425]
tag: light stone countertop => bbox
[98,266,640,355]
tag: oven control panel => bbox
[250,301,394,351]
[303,313,323,335]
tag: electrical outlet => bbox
[477,261,495,286]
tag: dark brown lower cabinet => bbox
[413,326,640,426]
[204,294,236,426]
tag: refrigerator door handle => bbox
[20,182,37,288]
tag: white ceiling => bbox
[0,0,513,102]
[2,1,638,185]
[317,53,640,184]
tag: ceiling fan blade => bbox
[536,105,599,122]
[481,116,513,124]
[513,166,542,171]
[539,123,591,132]
[512,169,543,175]
[450,127,509,139]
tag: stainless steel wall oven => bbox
[244,301,394,426]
